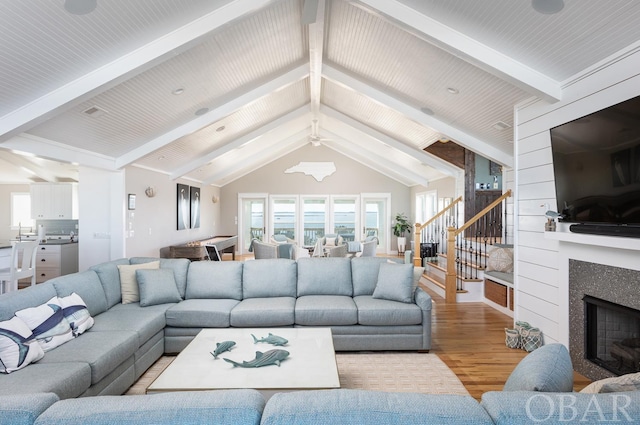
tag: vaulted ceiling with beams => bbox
[2,0,640,186]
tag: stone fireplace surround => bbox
[569,260,640,381]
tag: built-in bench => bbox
[484,270,514,317]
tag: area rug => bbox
[126,352,468,396]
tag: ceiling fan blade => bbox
[301,0,319,25]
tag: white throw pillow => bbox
[15,296,74,352]
[117,261,160,304]
[580,372,640,393]
[325,236,337,247]
[59,293,95,336]
[0,316,45,373]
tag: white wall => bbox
[78,167,126,271]
[124,166,220,257]
[515,49,640,345]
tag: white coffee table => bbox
[147,328,340,398]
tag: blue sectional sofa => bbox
[0,257,430,399]
[2,344,639,425]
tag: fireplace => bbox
[569,260,640,381]
[584,295,640,375]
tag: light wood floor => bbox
[420,283,591,399]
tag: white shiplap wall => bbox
[514,49,640,345]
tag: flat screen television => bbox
[550,95,640,236]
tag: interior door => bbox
[238,195,267,254]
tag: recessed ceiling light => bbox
[216,126,226,132]
[421,107,434,116]
[172,88,185,95]
[64,0,97,15]
[446,87,459,95]
[532,0,564,15]
[195,107,209,116]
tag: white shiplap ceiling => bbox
[2,0,640,186]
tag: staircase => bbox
[414,190,512,303]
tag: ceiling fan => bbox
[308,119,333,146]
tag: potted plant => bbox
[393,213,411,254]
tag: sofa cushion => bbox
[230,297,296,327]
[59,293,94,336]
[262,389,494,425]
[136,268,182,307]
[0,282,58,321]
[0,392,59,425]
[50,270,109,317]
[89,259,131,309]
[166,299,240,328]
[38,330,138,385]
[15,296,74,352]
[295,296,357,326]
[117,261,160,304]
[242,259,297,298]
[372,262,414,303]
[34,389,266,425]
[503,343,574,392]
[0,316,45,373]
[89,306,167,349]
[186,261,243,300]
[297,258,353,297]
[481,391,640,425]
[130,257,191,299]
[351,257,392,296]
[0,362,91,399]
[353,295,422,326]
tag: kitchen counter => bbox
[38,240,77,245]
[5,239,77,246]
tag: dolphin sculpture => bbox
[251,333,288,346]
[223,349,290,368]
[210,340,236,359]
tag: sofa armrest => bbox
[415,287,432,351]
[0,392,59,425]
[415,287,432,311]
[481,391,640,425]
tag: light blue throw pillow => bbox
[372,262,414,303]
[503,343,574,392]
[136,269,182,307]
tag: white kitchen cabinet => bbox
[35,243,79,283]
[30,183,77,219]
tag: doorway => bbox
[238,194,267,254]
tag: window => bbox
[415,191,437,224]
[11,192,34,229]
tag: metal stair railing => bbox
[413,196,463,268]
[444,189,512,303]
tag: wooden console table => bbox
[161,235,237,261]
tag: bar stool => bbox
[0,241,39,294]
